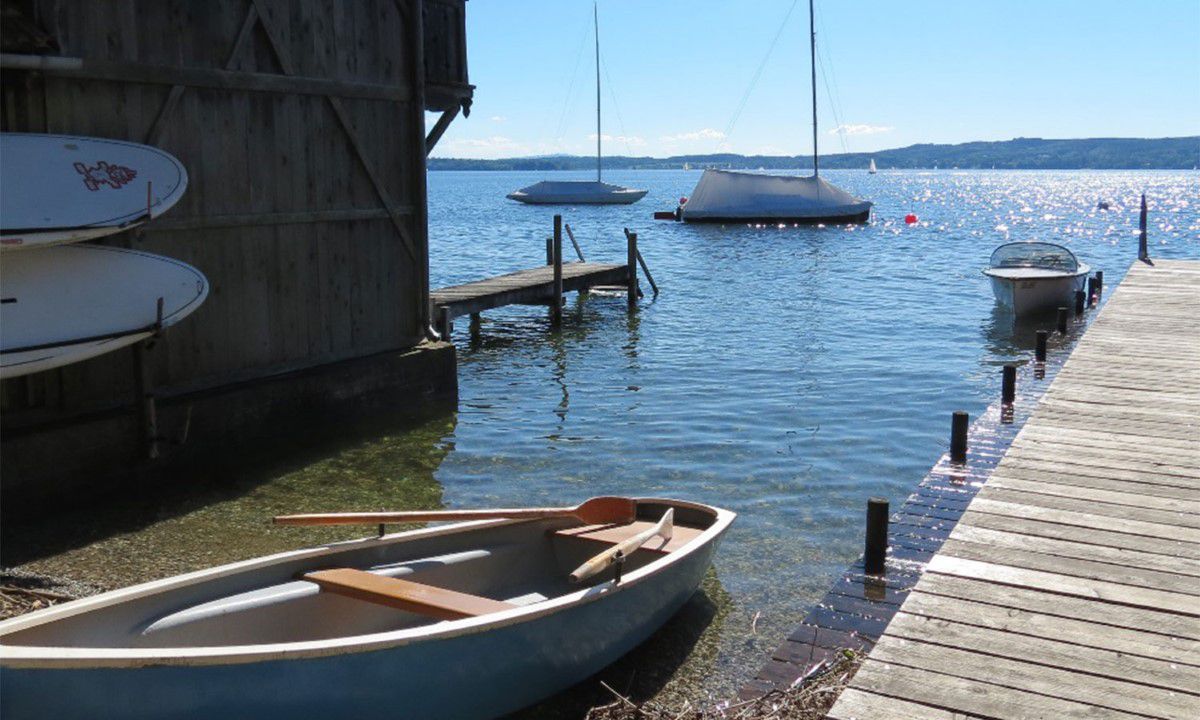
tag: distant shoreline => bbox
[429,136,1199,171]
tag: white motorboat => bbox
[983,241,1091,316]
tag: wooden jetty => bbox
[827,259,1200,719]
[740,298,1085,698]
[430,217,646,335]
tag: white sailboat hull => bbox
[507,181,647,205]
[983,266,1090,316]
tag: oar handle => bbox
[273,508,566,526]
[569,509,674,584]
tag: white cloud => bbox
[828,124,893,136]
[587,133,647,147]
[440,135,530,158]
[660,128,727,143]
[489,115,506,123]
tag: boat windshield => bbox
[989,242,1079,273]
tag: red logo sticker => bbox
[74,161,138,191]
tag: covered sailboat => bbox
[677,0,869,224]
[681,170,871,223]
[508,4,646,206]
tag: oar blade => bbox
[574,496,637,525]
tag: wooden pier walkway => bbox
[827,259,1200,719]
[431,262,628,319]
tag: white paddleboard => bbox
[0,134,188,251]
[0,245,208,379]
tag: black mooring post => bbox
[864,498,889,575]
[626,232,639,308]
[552,215,563,327]
[950,411,969,464]
[1056,307,1068,334]
[1035,330,1048,362]
[1002,364,1016,405]
[1094,270,1104,303]
[1087,276,1097,306]
[545,237,553,266]
[437,306,453,341]
[1138,193,1149,261]
[1074,289,1086,316]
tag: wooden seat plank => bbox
[554,520,703,554]
[302,568,517,621]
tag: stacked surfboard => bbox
[0,134,208,379]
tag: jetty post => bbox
[626,232,639,308]
[1001,364,1016,405]
[1074,289,1086,316]
[1056,307,1069,334]
[864,498,889,575]
[552,215,564,327]
[950,411,969,464]
[1035,330,1048,362]
[1138,193,1149,261]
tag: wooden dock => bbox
[827,259,1200,719]
[431,262,629,319]
[430,217,647,335]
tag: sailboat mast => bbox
[809,0,818,177]
[594,2,602,183]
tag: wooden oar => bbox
[272,496,637,527]
[569,509,674,584]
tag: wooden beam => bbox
[144,3,261,145]
[150,207,414,232]
[250,2,419,265]
[425,105,459,156]
[0,53,411,102]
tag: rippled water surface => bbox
[7,170,1198,710]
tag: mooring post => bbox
[552,215,563,327]
[626,231,639,308]
[437,306,452,341]
[950,411,968,464]
[1138,193,1149,261]
[864,498,889,575]
[1095,270,1103,301]
[1035,329,1048,362]
[469,312,481,336]
[1002,364,1016,405]
[1074,289,1086,316]
[1056,307,1068,334]
[1087,276,1097,306]
[545,237,553,266]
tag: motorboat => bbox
[983,241,1091,316]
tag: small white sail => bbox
[868,158,877,174]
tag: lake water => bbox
[6,169,1197,713]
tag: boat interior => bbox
[0,502,715,649]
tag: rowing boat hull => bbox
[1,501,731,719]
[983,266,1090,316]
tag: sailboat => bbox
[868,158,877,174]
[507,3,647,206]
[678,0,871,224]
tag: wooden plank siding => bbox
[0,1,470,424]
[826,259,1200,720]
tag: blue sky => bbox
[430,0,1200,159]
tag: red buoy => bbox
[679,197,688,205]
[904,213,918,225]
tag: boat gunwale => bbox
[0,498,734,669]
[981,261,1092,281]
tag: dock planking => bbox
[431,262,628,319]
[826,259,1200,720]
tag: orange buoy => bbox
[904,213,918,225]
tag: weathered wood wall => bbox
[0,0,470,427]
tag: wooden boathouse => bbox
[0,0,472,506]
